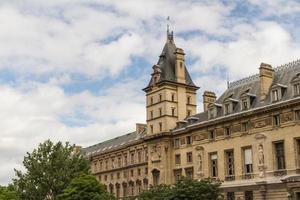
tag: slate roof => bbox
[144,31,197,90]
[82,131,145,156]
[174,59,300,130]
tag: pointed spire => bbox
[166,16,174,43]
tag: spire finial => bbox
[166,16,173,43]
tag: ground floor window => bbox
[245,191,253,200]
[227,192,235,200]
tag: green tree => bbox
[13,140,90,200]
[56,173,115,200]
[138,178,223,200]
[0,184,17,200]
[138,184,174,200]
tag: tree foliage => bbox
[139,178,223,200]
[56,173,116,200]
[13,140,90,200]
[0,184,17,200]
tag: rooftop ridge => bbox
[228,59,300,89]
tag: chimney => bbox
[174,48,186,84]
[203,91,216,112]
[259,63,274,101]
[136,123,147,134]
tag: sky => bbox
[1,0,300,185]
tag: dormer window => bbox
[271,84,287,102]
[242,99,248,110]
[224,103,230,115]
[294,83,300,96]
[272,89,279,102]
[240,91,255,111]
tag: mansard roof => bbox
[82,131,145,156]
[174,59,300,131]
[144,31,197,91]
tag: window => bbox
[159,108,162,116]
[145,167,148,174]
[274,141,285,170]
[296,139,300,168]
[124,155,128,166]
[174,170,182,182]
[209,130,215,140]
[150,97,153,105]
[294,83,300,96]
[187,152,193,163]
[227,192,235,200]
[118,157,121,167]
[111,158,115,169]
[296,110,300,120]
[225,103,230,115]
[244,148,253,174]
[159,94,162,102]
[138,168,141,176]
[99,161,103,171]
[104,175,107,181]
[152,170,160,186]
[130,169,134,177]
[225,150,234,176]
[187,96,191,105]
[105,160,108,170]
[225,127,231,137]
[242,121,249,132]
[110,173,113,180]
[150,125,153,134]
[138,151,142,163]
[180,138,185,145]
[242,99,248,110]
[185,168,193,179]
[209,107,215,119]
[175,154,181,165]
[150,110,153,119]
[272,89,279,101]
[172,107,176,116]
[273,114,280,126]
[171,93,175,102]
[245,191,253,200]
[159,122,162,131]
[130,153,135,164]
[210,153,218,177]
[117,172,120,179]
[186,136,192,145]
[187,110,192,117]
[174,139,180,148]
[123,171,127,178]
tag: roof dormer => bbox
[240,89,256,111]
[223,97,239,115]
[271,83,287,102]
[291,73,300,97]
[208,103,222,119]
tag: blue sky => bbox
[1,0,300,185]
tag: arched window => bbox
[152,169,160,186]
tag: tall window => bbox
[272,90,279,101]
[105,160,108,170]
[242,99,248,110]
[225,103,230,115]
[152,170,160,186]
[118,157,121,167]
[159,108,162,116]
[172,107,176,116]
[159,94,162,102]
[209,130,215,140]
[150,125,153,134]
[185,168,193,179]
[210,153,218,177]
[150,111,153,119]
[187,96,191,105]
[111,158,115,169]
[174,139,180,148]
[274,141,285,170]
[138,151,142,163]
[186,136,192,145]
[242,121,249,132]
[187,152,193,163]
[294,83,300,96]
[296,139,300,168]
[245,191,253,200]
[227,192,235,200]
[174,170,181,182]
[225,150,234,177]
[225,127,231,136]
[171,93,175,102]
[130,153,135,164]
[150,97,153,105]
[159,122,162,131]
[124,155,128,166]
[273,114,280,126]
[175,154,181,165]
[244,148,253,174]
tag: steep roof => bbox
[82,131,145,156]
[174,59,300,130]
[144,31,197,90]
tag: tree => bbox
[138,178,223,200]
[56,173,116,200]
[0,184,17,200]
[138,184,174,200]
[13,140,90,200]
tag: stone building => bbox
[83,31,300,200]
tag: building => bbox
[83,30,300,200]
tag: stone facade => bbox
[83,32,300,200]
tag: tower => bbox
[143,30,199,135]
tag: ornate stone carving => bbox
[150,145,162,162]
[282,112,293,123]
